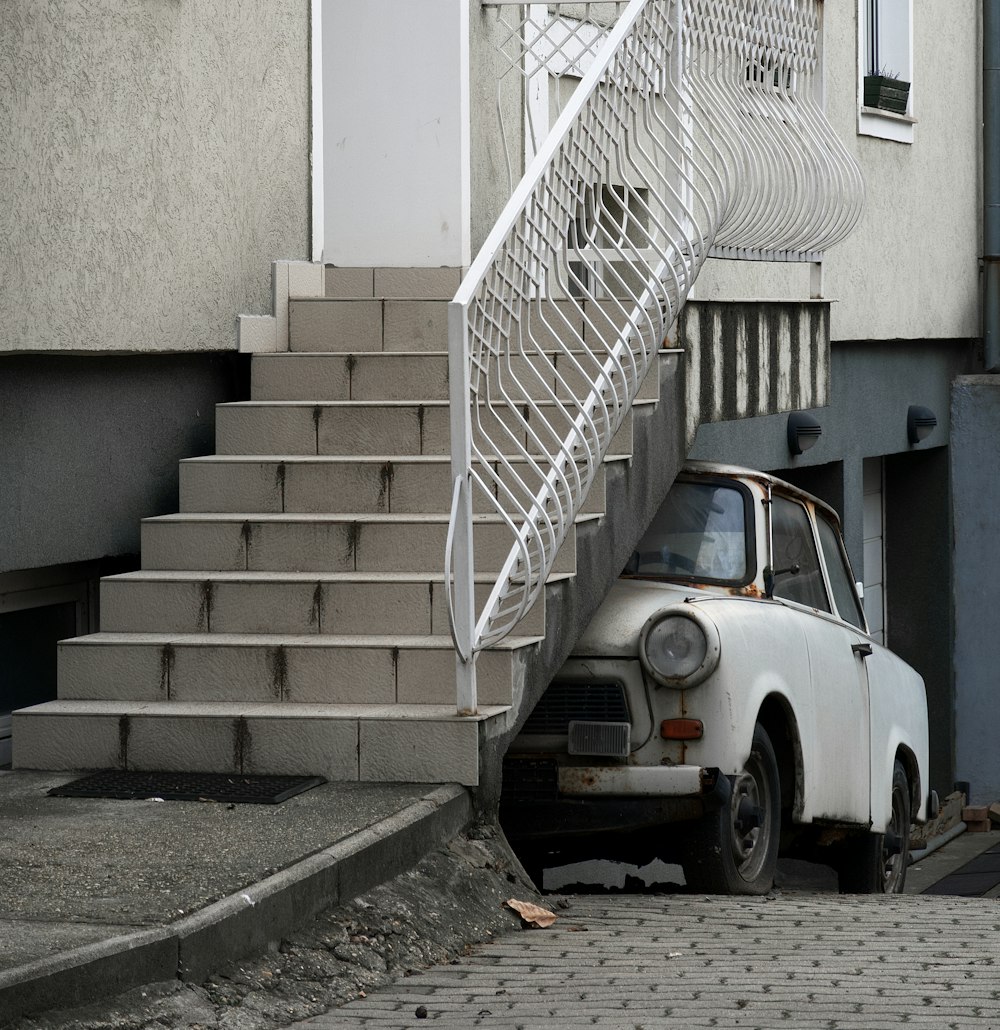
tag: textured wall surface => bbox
[952,376,1000,803]
[1,353,245,572]
[690,0,980,343]
[691,340,969,572]
[1,1,309,353]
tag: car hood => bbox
[572,578,722,657]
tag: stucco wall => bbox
[0,1,310,354]
[1,354,245,573]
[952,375,1000,803]
[692,1,981,343]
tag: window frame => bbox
[858,0,915,144]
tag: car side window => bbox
[816,512,867,630]
[770,495,830,612]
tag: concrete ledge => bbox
[331,785,472,902]
[0,927,178,1027]
[0,784,472,1023]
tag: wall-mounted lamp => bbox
[907,405,937,445]
[787,411,822,455]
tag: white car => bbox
[503,462,936,895]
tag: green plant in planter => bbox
[864,67,910,114]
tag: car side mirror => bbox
[763,562,801,599]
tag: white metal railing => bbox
[446,0,864,713]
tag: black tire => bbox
[681,723,781,895]
[838,758,911,894]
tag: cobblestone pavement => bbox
[299,892,1000,1029]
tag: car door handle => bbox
[852,642,873,659]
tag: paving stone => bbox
[296,893,1000,1028]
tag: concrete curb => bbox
[0,784,471,1027]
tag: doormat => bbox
[48,770,326,804]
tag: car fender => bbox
[866,643,930,826]
[673,598,816,817]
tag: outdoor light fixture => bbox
[907,405,937,445]
[787,411,822,455]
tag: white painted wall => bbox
[322,0,470,268]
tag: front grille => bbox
[501,756,559,804]
[521,681,629,735]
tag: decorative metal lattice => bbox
[447,0,864,712]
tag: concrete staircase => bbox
[13,267,675,788]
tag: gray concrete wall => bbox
[1,354,245,573]
[0,1,310,354]
[690,340,969,574]
[470,3,522,257]
[691,341,970,796]
[952,376,1000,803]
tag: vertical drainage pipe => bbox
[985,0,1000,371]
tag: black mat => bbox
[48,770,326,804]
[923,844,1000,897]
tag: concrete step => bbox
[178,455,616,517]
[99,570,564,637]
[55,633,534,707]
[12,699,508,785]
[291,289,664,353]
[140,512,582,575]
[250,350,668,404]
[324,266,463,301]
[214,399,644,457]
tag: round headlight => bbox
[639,607,721,688]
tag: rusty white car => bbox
[503,462,936,895]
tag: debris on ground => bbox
[963,804,992,832]
[504,898,557,927]
[8,825,543,1030]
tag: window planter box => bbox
[863,74,910,115]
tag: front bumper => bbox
[558,763,708,797]
[501,758,727,842]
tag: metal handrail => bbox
[447,0,864,712]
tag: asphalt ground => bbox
[0,769,472,1026]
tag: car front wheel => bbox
[681,722,781,895]
[838,758,910,894]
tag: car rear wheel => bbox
[681,722,781,895]
[838,758,910,894]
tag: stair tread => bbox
[258,348,681,358]
[18,699,510,721]
[216,398,658,409]
[144,511,601,525]
[61,632,542,649]
[181,453,632,464]
[104,570,574,584]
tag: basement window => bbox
[858,0,915,144]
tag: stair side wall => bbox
[476,299,832,811]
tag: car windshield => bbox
[624,480,749,583]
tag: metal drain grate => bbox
[48,770,326,804]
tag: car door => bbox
[770,494,871,825]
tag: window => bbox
[859,0,914,144]
[624,480,752,585]
[769,496,830,612]
[816,513,867,631]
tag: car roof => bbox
[681,460,843,527]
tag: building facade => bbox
[2,1,994,806]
